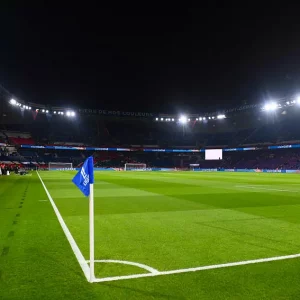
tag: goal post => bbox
[48,162,74,171]
[124,163,147,171]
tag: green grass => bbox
[2,171,300,299]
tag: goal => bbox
[124,163,147,171]
[48,162,74,171]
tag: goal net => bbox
[48,162,74,171]
[124,163,147,171]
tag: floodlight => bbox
[71,111,75,117]
[46,110,49,113]
[196,118,198,121]
[172,118,175,121]
[161,117,163,121]
[212,116,215,119]
[199,117,202,121]
[155,117,158,121]
[28,107,31,110]
[61,112,64,115]
[36,109,39,112]
[297,96,300,104]
[42,109,45,113]
[264,102,278,111]
[217,114,226,119]
[10,99,17,105]
[286,101,290,105]
[54,111,56,114]
[188,118,190,121]
[209,117,211,119]
[179,115,187,124]
[66,111,71,116]
[203,117,206,120]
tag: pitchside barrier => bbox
[194,168,300,173]
[48,167,300,173]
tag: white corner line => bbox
[87,259,159,274]
[37,171,90,281]
[93,253,300,283]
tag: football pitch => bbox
[2,171,300,299]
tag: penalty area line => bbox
[37,171,90,281]
[93,253,300,283]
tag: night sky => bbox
[1,4,300,113]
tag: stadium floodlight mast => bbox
[179,115,187,124]
[263,102,278,111]
[10,98,17,105]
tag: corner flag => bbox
[72,156,94,196]
[72,156,95,282]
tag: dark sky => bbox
[1,4,300,113]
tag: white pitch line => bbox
[235,185,299,192]
[37,171,90,281]
[87,259,159,274]
[93,253,300,283]
[86,259,159,274]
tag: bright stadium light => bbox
[155,117,158,121]
[42,109,45,113]
[28,106,31,110]
[217,114,226,119]
[71,111,75,117]
[179,115,187,124]
[46,110,49,113]
[199,117,202,121]
[61,112,64,115]
[160,117,163,121]
[196,118,198,121]
[203,117,206,120]
[212,116,215,119]
[208,117,211,119]
[10,99,17,105]
[54,111,56,114]
[172,118,175,121]
[297,96,300,104]
[264,102,278,111]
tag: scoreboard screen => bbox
[205,149,222,160]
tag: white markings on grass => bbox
[87,259,160,274]
[93,253,300,283]
[37,171,91,281]
[235,185,299,192]
[36,171,300,284]
[39,200,48,202]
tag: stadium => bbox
[3,5,300,300]
[2,86,300,299]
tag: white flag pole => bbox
[89,183,95,282]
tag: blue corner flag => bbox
[72,156,94,197]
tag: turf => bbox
[1,171,300,299]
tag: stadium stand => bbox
[3,91,300,171]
